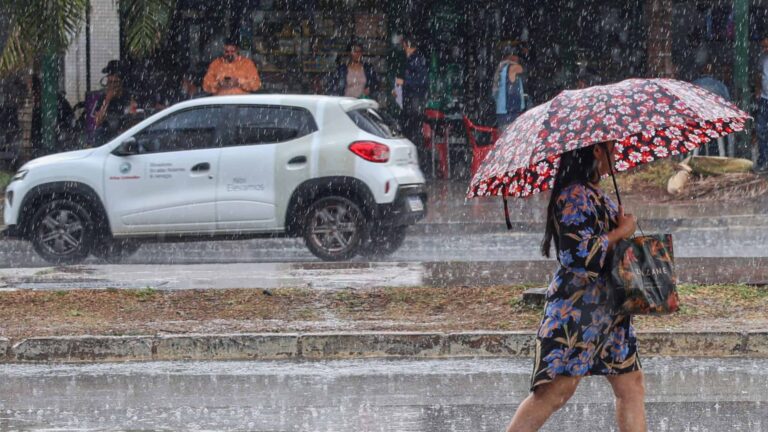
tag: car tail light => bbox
[348,141,390,163]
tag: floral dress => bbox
[530,183,641,391]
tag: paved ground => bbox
[0,357,765,431]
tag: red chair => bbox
[422,109,450,179]
[462,116,500,176]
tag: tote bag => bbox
[609,234,680,315]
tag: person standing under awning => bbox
[203,39,262,96]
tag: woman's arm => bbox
[605,205,637,250]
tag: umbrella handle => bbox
[606,150,645,237]
[503,195,512,230]
[606,151,622,207]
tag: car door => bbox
[104,106,223,234]
[216,104,317,231]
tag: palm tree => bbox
[0,0,175,162]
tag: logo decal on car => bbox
[119,162,132,174]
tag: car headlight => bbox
[11,169,28,182]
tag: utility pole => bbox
[734,0,750,111]
[41,52,58,155]
[733,0,750,157]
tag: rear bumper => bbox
[373,184,427,227]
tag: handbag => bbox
[603,152,680,316]
[609,234,680,315]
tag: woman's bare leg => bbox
[606,370,647,432]
[506,375,581,432]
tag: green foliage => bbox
[0,0,175,74]
[0,0,88,73]
[119,0,176,56]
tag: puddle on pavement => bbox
[0,258,767,291]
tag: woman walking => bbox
[467,78,749,432]
[506,141,646,432]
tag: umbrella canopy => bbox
[467,78,750,199]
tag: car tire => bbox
[29,199,95,265]
[92,239,141,263]
[360,226,407,258]
[303,196,365,261]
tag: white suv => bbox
[3,95,427,264]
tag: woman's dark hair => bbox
[540,144,603,258]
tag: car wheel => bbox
[92,239,141,263]
[360,226,407,258]
[30,199,95,265]
[303,196,365,261]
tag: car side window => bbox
[132,107,222,154]
[346,107,401,139]
[226,105,318,146]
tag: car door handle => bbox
[191,162,210,172]
[288,156,307,165]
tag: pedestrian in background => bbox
[754,36,768,172]
[203,39,262,96]
[93,60,132,145]
[492,45,527,131]
[397,35,429,176]
[330,42,378,99]
[692,63,734,157]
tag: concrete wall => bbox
[63,0,120,106]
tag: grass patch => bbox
[0,283,766,338]
[601,160,675,193]
[129,287,157,302]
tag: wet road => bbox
[2,223,768,269]
[0,357,765,431]
[3,223,768,291]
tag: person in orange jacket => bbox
[203,39,262,95]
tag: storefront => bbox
[118,1,653,112]
[129,0,398,104]
[102,0,767,163]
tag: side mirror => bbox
[113,137,138,156]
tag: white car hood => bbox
[23,148,96,169]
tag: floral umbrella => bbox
[467,78,750,199]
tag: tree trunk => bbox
[646,0,674,78]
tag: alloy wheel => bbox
[37,208,85,256]
[309,201,360,254]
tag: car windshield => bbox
[346,108,402,139]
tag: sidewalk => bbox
[416,179,768,234]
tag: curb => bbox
[1,331,766,363]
